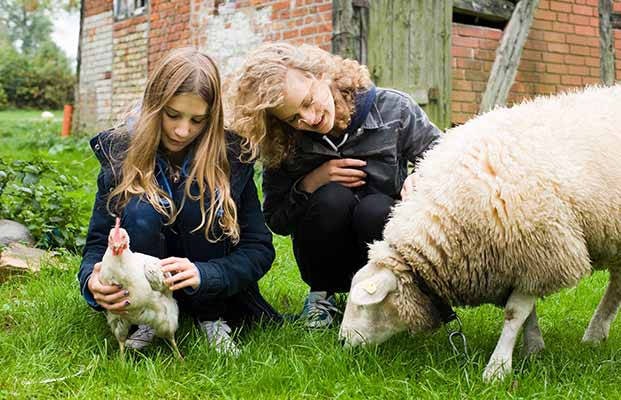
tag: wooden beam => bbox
[453,0,515,22]
[480,0,540,113]
[600,0,616,86]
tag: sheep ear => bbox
[350,269,398,306]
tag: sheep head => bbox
[339,241,442,347]
[108,217,129,256]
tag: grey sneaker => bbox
[198,319,241,357]
[125,325,156,351]
[300,291,339,329]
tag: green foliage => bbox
[0,157,88,250]
[0,0,53,54]
[0,85,8,110]
[0,42,75,109]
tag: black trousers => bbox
[292,182,395,293]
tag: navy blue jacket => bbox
[78,128,279,321]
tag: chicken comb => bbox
[114,217,121,241]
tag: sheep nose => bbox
[339,338,346,347]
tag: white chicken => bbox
[99,217,182,359]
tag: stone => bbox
[0,219,34,246]
[0,243,53,282]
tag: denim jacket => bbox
[262,87,442,236]
[77,128,279,320]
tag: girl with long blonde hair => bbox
[78,47,279,355]
[231,43,442,328]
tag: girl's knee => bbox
[305,183,357,233]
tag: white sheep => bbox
[339,85,621,382]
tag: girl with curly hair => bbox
[230,43,441,328]
[78,47,279,355]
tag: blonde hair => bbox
[108,47,239,243]
[230,43,372,168]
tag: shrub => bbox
[0,86,8,110]
[0,158,88,250]
[0,42,75,109]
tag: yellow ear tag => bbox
[365,282,377,294]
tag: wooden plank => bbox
[480,0,540,113]
[599,0,616,86]
[368,0,452,128]
[453,0,515,21]
[332,0,369,64]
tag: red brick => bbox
[542,52,564,63]
[574,25,596,36]
[561,74,583,85]
[535,10,557,21]
[550,1,571,12]
[543,31,566,43]
[552,22,574,33]
[548,42,569,53]
[451,46,474,58]
[572,4,594,16]
[547,63,569,74]
[564,54,586,65]
[453,35,480,48]
[568,13,590,26]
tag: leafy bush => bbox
[0,42,75,109]
[0,86,8,110]
[0,158,88,250]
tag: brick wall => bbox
[111,15,149,120]
[84,0,111,17]
[78,0,620,131]
[148,0,192,71]
[77,9,114,132]
[451,0,621,124]
[191,0,332,77]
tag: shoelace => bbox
[129,325,155,343]
[308,299,342,318]
[201,321,233,344]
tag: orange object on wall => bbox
[61,104,73,137]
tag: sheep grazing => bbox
[339,85,621,382]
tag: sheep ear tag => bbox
[350,270,397,306]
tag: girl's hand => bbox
[88,262,130,314]
[300,158,367,193]
[400,173,416,200]
[160,257,200,291]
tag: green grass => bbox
[2,110,621,398]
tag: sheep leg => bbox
[522,305,545,356]
[483,291,536,383]
[582,268,621,343]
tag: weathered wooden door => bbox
[367,0,452,129]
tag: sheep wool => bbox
[381,85,621,330]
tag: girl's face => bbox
[161,94,209,153]
[271,68,335,135]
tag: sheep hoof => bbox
[581,332,607,344]
[523,337,545,356]
[483,359,511,383]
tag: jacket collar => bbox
[343,85,377,134]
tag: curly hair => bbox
[229,43,372,168]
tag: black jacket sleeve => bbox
[399,94,442,164]
[191,169,276,300]
[77,167,114,311]
[261,166,310,236]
